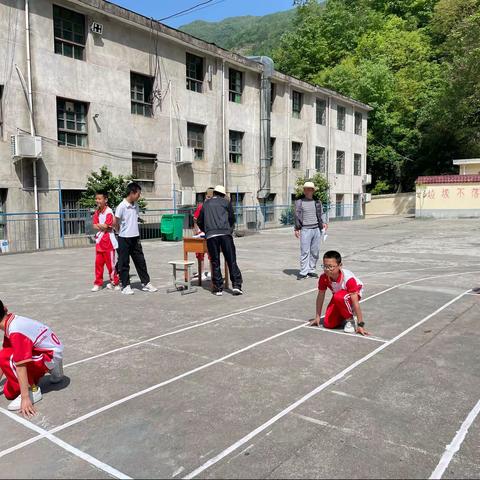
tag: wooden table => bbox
[183,237,229,289]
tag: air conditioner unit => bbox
[364,193,372,203]
[180,189,195,206]
[90,22,104,35]
[11,135,42,159]
[207,65,213,83]
[362,173,372,185]
[175,146,194,165]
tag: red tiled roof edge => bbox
[416,175,480,184]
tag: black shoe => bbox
[307,272,318,278]
[232,286,243,296]
[297,274,308,280]
[213,289,223,296]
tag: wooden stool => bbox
[167,260,197,295]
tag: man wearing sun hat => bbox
[197,185,243,296]
[294,181,328,280]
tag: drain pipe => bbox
[25,0,40,249]
[247,56,274,200]
[221,60,227,189]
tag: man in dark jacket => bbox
[294,182,328,280]
[197,185,243,296]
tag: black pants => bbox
[117,236,150,287]
[207,235,242,291]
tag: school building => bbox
[0,0,372,250]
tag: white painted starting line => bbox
[63,269,480,370]
[184,289,472,479]
[0,407,131,479]
[430,398,480,479]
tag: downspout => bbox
[287,84,291,205]
[247,56,273,200]
[351,109,355,220]
[221,60,227,189]
[169,80,174,209]
[25,0,40,250]
[326,95,332,221]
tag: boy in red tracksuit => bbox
[92,191,120,292]
[193,188,214,280]
[310,250,369,336]
[0,300,64,417]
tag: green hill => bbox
[179,10,296,56]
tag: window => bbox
[337,105,346,131]
[186,53,204,93]
[132,152,156,193]
[187,123,206,160]
[53,5,86,60]
[316,99,326,125]
[292,90,302,119]
[57,98,88,147]
[0,85,4,137]
[260,194,276,223]
[229,69,243,103]
[354,153,362,176]
[269,137,276,166]
[355,112,363,135]
[270,83,276,112]
[335,194,344,218]
[229,130,243,164]
[232,192,245,225]
[292,142,302,169]
[0,189,6,240]
[62,190,86,236]
[131,73,154,117]
[315,146,326,173]
[336,150,345,174]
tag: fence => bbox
[0,202,363,254]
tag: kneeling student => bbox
[310,251,369,336]
[0,300,64,417]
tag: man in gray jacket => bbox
[197,185,243,296]
[294,182,328,279]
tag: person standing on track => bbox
[115,183,157,296]
[197,185,243,296]
[294,182,328,280]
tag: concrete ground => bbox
[0,216,479,479]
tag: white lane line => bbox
[63,288,318,368]
[430,398,480,479]
[0,407,131,479]
[304,326,387,343]
[0,283,399,459]
[183,289,471,479]
[64,269,480,369]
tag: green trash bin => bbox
[161,214,185,241]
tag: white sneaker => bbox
[106,283,121,291]
[142,283,158,292]
[203,272,211,280]
[91,285,102,292]
[122,285,134,295]
[8,386,42,411]
[232,287,243,296]
[344,318,357,334]
[49,360,64,384]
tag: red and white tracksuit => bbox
[318,269,364,329]
[0,313,64,399]
[93,206,119,286]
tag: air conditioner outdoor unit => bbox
[364,193,372,203]
[180,189,195,206]
[362,173,372,185]
[11,135,42,159]
[175,146,194,165]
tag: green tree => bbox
[294,173,330,204]
[79,166,147,211]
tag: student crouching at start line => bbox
[0,300,64,417]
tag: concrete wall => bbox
[416,183,480,218]
[0,0,371,246]
[365,193,415,216]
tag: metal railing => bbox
[0,202,364,254]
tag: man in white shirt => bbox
[115,183,157,295]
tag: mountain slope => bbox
[179,10,295,56]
